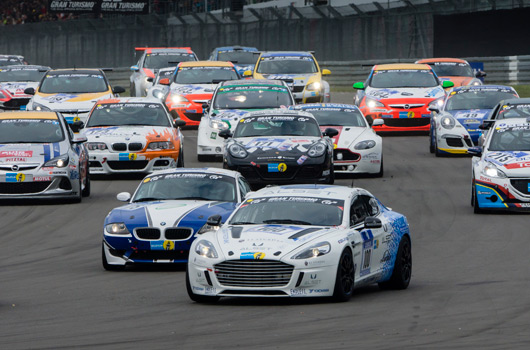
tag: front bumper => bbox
[88,151,178,174]
[0,97,31,110]
[293,88,323,104]
[197,123,227,156]
[333,148,382,174]
[435,126,480,155]
[0,170,80,199]
[475,177,530,210]
[167,101,205,126]
[363,107,431,132]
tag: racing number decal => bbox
[16,173,25,182]
[278,163,287,172]
[129,153,137,161]
[407,111,415,118]
[163,240,175,250]
[360,230,374,277]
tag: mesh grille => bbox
[135,228,161,240]
[112,143,127,151]
[214,260,294,287]
[165,228,193,240]
[107,161,148,170]
[183,112,203,121]
[382,118,430,127]
[446,137,464,147]
[128,143,143,151]
[0,182,51,194]
[334,149,360,161]
[510,179,530,195]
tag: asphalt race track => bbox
[1,93,529,349]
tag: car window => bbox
[238,177,252,199]
[350,196,369,227]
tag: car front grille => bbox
[510,179,530,195]
[214,259,294,287]
[107,161,149,170]
[3,98,30,108]
[292,85,304,93]
[446,137,464,147]
[382,118,430,127]
[183,112,203,121]
[388,103,425,109]
[0,181,51,194]
[111,143,144,152]
[112,143,127,151]
[135,228,161,240]
[129,250,189,261]
[128,143,143,151]
[334,149,360,161]
[165,228,193,240]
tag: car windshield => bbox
[217,51,257,65]
[489,125,530,151]
[0,68,47,82]
[370,69,438,88]
[445,90,517,111]
[133,173,237,202]
[0,118,64,143]
[86,103,171,127]
[143,53,196,69]
[155,70,174,84]
[174,67,239,84]
[230,196,344,226]
[257,56,317,74]
[429,62,474,77]
[497,104,530,120]
[213,85,293,109]
[39,73,108,93]
[303,108,367,127]
[234,115,321,138]
[0,58,23,67]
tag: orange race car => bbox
[416,58,486,88]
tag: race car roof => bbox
[374,63,431,71]
[145,167,242,178]
[416,58,468,64]
[292,103,360,111]
[95,97,163,105]
[261,51,313,57]
[220,79,286,87]
[450,85,517,93]
[46,68,104,75]
[243,109,315,119]
[0,111,58,120]
[0,65,50,71]
[214,46,258,52]
[179,61,234,68]
[136,47,193,54]
[251,184,360,201]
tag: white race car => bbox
[469,117,530,213]
[187,184,412,302]
[81,97,185,174]
[0,65,49,110]
[146,67,174,100]
[197,79,294,161]
[291,103,384,176]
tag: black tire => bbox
[82,170,90,197]
[429,128,435,154]
[472,180,484,214]
[71,178,82,203]
[375,156,384,177]
[130,83,136,97]
[177,148,185,167]
[332,248,355,302]
[327,167,335,184]
[434,135,442,157]
[186,267,220,303]
[102,243,125,271]
[379,235,412,290]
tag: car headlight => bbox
[209,118,229,130]
[171,94,188,103]
[365,97,385,109]
[308,142,327,157]
[292,242,331,259]
[44,154,69,168]
[195,240,218,258]
[470,79,482,86]
[152,89,165,100]
[428,97,445,109]
[147,141,174,150]
[306,81,321,91]
[86,142,108,151]
[228,143,248,158]
[33,102,51,111]
[354,140,376,150]
[197,222,221,235]
[440,116,456,129]
[482,163,507,178]
[105,223,130,235]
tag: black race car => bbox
[219,109,338,188]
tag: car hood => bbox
[484,151,530,175]
[234,65,254,75]
[83,126,175,142]
[235,136,321,155]
[366,86,445,100]
[0,82,38,98]
[215,224,336,260]
[211,109,261,130]
[260,73,317,86]
[448,109,491,130]
[0,142,67,165]
[319,125,369,149]
[33,91,112,110]
[169,84,217,96]
[439,76,475,86]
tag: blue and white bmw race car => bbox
[102,168,252,269]
[187,184,412,302]
[469,118,530,213]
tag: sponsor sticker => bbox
[33,176,51,182]
[5,173,25,182]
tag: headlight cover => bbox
[171,94,188,104]
[33,102,51,111]
[147,141,174,150]
[428,97,445,109]
[308,142,327,157]
[195,240,218,258]
[105,223,130,235]
[440,116,456,129]
[152,89,166,100]
[44,154,69,168]
[292,242,331,259]
[482,163,507,178]
[354,140,376,150]
[86,142,108,151]
[365,97,385,109]
[306,81,321,91]
[228,143,248,158]
[197,222,220,235]
[209,118,229,130]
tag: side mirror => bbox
[159,78,170,86]
[467,146,483,157]
[321,69,331,76]
[24,87,35,95]
[372,118,384,127]
[116,192,131,202]
[70,121,85,133]
[352,82,365,90]
[243,70,252,77]
[206,214,222,226]
[72,134,87,143]
[442,81,454,89]
[479,120,494,130]
[218,129,233,139]
[323,127,339,138]
[130,65,139,72]
[146,77,153,83]
[428,106,440,113]
[364,216,382,229]
[476,70,487,78]
[112,86,126,94]
[173,119,186,128]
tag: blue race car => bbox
[208,46,259,76]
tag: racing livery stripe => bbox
[43,144,50,162]
[53,142,60,158]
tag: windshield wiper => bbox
[263,219,311,225]
[133,197,162,202]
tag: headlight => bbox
[365,97,385,109]
[209,118,229,130]
[306,82,321,91]
[197,222,220,235]
[228,143,248,158]
[152,89,165,100]
[308,142,326,157]
[354,140,376,150]
[292,242,331,259]
[147,141,174,150]
[44,154,69,168]
[86,142,108,151]
[428,97,445,109]
[195,240,218,258]
[171,94,188,103]
[440,116,455,129]
[482,163,507,178]
[105,223,130,235]
[33,102,51,111]
[470,79,482,86]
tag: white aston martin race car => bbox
[187,184,412,302]
[0,65,49,110]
